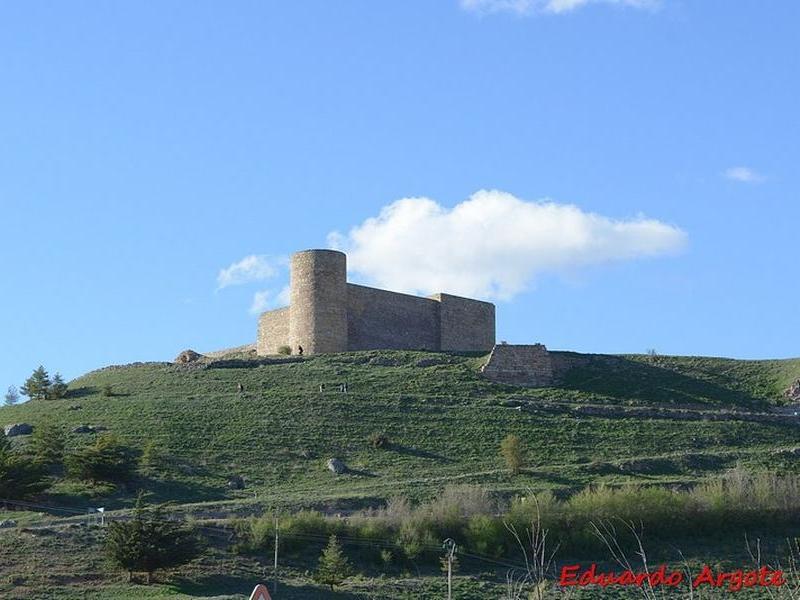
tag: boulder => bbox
[785,379,800,403]
[0,520,17,529]
[175,349,204,364]
[71,425,96,434]
[326,458,347,475]
[4,423,33,437]
[227,475,245,490]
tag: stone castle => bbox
[257,249,496,355]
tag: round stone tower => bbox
[289,249,348,354]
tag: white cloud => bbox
[724,166,765,184]
[328,190,686,301]
[460,0,658,15]
[249,290,272,315]
[217,255,279,290]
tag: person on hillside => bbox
[298,345,304,356]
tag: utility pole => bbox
[443,538,456,600]
[273,512,279,594]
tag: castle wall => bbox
[346,284,441,351]
[257,307,290,355]
[480,344,554,387]
[432,293,496,352]
[289,250,348,353]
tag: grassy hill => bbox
[2,350,800,509]
[1,349,800,598]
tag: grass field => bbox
[1,349,799,598]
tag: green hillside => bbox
[2,350,800,599]
[2,350,799,509]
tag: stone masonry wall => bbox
[255,249,496,356]
[289,250,348,354]
[346,284,440,351]
[257,307,290,355]
[480,344,554,387]
[433,293,495,352]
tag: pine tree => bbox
[20,366,51,401]
[500,434,525,476]
[314,535,354,591]
[105,494,205,584]
[31,423,66,467]
[3,385,18,406]
[48,373,68,400]
[66,434,138,483]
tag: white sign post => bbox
[249,584,272,600]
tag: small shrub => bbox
[368,431,390,449]
[500,434,525,475]
[102,384,115,397]
[379,548,393,568]
[465,514,505,558]
[277,346,291,355]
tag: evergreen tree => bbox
[66,434,138,483]
[31,423,66,467]
[314,535,354,591]
[500,434,525,476]
[105,495,205,584]
[20,366,51,401]
[48,373,68,400]
[0,436,48,499]
[4,385,19,406]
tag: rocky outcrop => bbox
[175,349,205,364]
[326,458,347,475]
[785,379,800,403]
[4,423,33,437]
[227,475,246,490]
[71,425,107,434]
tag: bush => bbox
[367,431,390,449]
[465,514,505,558]
[500,434,525,475]
[102,384,115,397]
[277,345,291,355]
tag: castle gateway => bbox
[257,249,496,355]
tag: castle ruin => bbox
[257,249,496,355]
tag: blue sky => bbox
[1,1,798,393]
